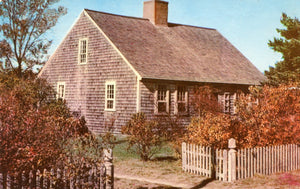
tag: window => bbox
[105,81,116,111]
[219,92,236,115]
[154,85,169,114]
[78,38,88,64]
[57,82,65,100]
[175,86,188,114]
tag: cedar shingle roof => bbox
[85,9,265,85]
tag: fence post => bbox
[182,142,186,171]
[228,138,237,182]
[104,148,114,189]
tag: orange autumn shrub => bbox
[186,83,300,149]
[186,112,232,149]
[236,83,300,147]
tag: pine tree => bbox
[265,13,300,85]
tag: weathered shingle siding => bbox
[140,80,194,126]
[40,12,137,133]
[140,80,251,126]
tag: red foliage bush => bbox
[0,73,86,174]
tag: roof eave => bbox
[141,77,264,86]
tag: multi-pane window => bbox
[79,39,87,64]
[155,85,169,114]
[221,92,236,115]
[176,86,188,114]
[57,82,65,100]
[105,81,116,111]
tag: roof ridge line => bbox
[84,9,149,21]
[168,22,216,30]
[84,9,216,30]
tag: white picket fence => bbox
[215,148,228,181]
[182,139,300,182]
[236,144,300,180]
[181,143,213,177]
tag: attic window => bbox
[175,86,188,114]
[57,82,65,100]
[154,85,169,114]
[79,38,88,64]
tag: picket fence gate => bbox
[0,149,114,189]
[182,139,300,182]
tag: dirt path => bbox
[114,164,300,189]
[113,159,216,188]
[115,173,189,188]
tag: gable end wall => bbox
[40,12,137,133]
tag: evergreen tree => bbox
[265,13,300,85]
[0,0,67,77]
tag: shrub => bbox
[155,115,186,158]
[192,85,222,116]
[122,113,163,161]
[187,83,300,149]
[62,133,104,178]
[100,117,117,150]
[0,72,87,176]
[186,112,232,149]
[235,83,300,147]
[185,85,232,149]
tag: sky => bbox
[47,0,300,73]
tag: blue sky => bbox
[47,0,300,73]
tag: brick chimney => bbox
[143,0,168,26]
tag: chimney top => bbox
[143,0,169,26]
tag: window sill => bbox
[104,109,116,112]
[154,112,170,116]
[175,112,189,116]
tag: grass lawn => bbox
[113,135,176,162]
[113,135,183,179]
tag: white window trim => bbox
[174,86,188,115]
[78,38,88,64]
[219,92,237,115]
[105,81,116,111]
[154,85,169,114]
[57,82,66,100]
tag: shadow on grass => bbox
[112,139,127,144]
[190,177,215,189]
[151,156,178,162]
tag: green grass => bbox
[112,134,177,162]
[113,137,139,161]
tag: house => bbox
[38,0,265,133]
